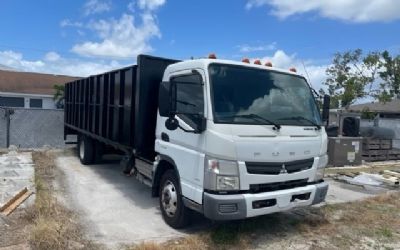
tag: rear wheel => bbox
[78,135,95,165]
[159,169,189,228]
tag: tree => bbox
[53,84,65,109]
[378,50,400,101]
[324,49,372,108]
[322,49,400,108]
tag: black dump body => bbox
[64,55,179,161]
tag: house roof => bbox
[348,99,400,113]
[0,70,80,95]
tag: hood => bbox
[205,123,325,162]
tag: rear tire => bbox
[78,135,95,165]
[159,169,189,228]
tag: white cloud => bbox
[0,50,123,77]
[84,0,111,16]
[77,30,86,36]
[246,0,400,22]
[128,1,136,12]
[71,13,161,59]
[44,52,61,62]
[257,50,329,90]
[0,51,45,72]
[60,19,83,28]
[138,0,166,10]
[237,42,276,53]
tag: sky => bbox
[0,0,399,91]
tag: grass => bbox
[29,151,101,250]
[127,191,400,250]
[378,227,393,238]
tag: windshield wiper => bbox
[225,113,281,130]
[278,116,321,130]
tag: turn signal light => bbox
[265,61,273,67]
[289,67,297,72]
[208,53,217,59]
[254,60,261,65]
[242,58,250,63]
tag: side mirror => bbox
[165,115,207,134]
[159,81,173,117]
[165,117,179,131]
[322,94,330,125]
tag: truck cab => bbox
[154,58,328,227]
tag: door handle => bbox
[161,132,169,142]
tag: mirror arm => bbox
[177,124,199,134]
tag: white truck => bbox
[64,54,329,228]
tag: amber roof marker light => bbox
[289,67,297,72]
[208,53,217,59]
[254,59,262,65]
[265,61,273,67]
[242,58,250,63]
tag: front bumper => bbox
[203,181,328,220]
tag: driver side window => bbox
[171,73,204,126]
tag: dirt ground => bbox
[0,150,100,250]
[0,151,34,250]
[1,149,399,250]
[0,210,31,250]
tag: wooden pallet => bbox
[363,138,392,150]
[362,147,400,161]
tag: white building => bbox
[0,69,80,109]
[0,91,57,109]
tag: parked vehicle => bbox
[64,54,330,228]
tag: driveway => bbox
[56,153,210,248]
[56,151,391,248]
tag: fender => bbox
[151,154,181,197]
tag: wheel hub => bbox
[161,181,177,217]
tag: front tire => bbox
[159,170,189,228]
[78,135,95,165]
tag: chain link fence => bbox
[0,107,69,148]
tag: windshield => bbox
[209,64,321,126]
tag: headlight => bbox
[217,176,240,190]
[207,158,239,175]
[315,154,328,181]
[204,157,240,191]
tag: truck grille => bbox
[246,158,314,175]
[249,179,309,193]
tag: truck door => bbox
[158,69,206,204]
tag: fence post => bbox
[5,108,12,148]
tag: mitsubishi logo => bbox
[280,164,288,174]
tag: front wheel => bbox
[159,170,189,228]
